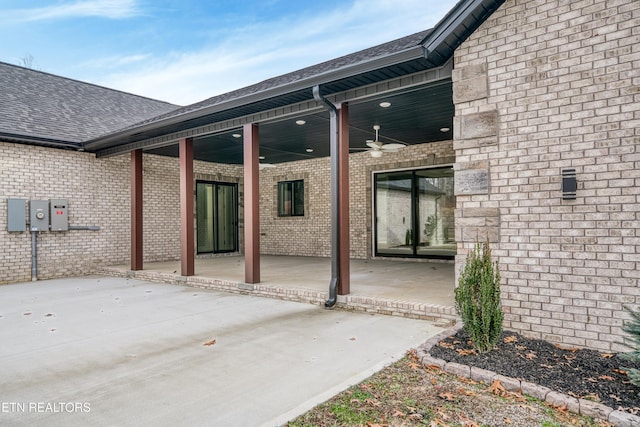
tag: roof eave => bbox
[83,45,425,152]
[0,131,83,151]
[421,0,505,66]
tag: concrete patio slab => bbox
[101,255,458,323]
[0,275,444,426]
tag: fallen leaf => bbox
[602,353,615,358]
[488,380,506,396]
[504,417,512,424]
[438,392,457,401]
[614,369,628,376]
[438,342,455,349]
[456,348,476,356]
[408,361,421,370]
[408,413,423,420]
[24,312,32,316]
[349,337,356,341]
[365,398,381,407]
[598,375,615,381]
[392,409,406,418]
[430,418,452,427]
[45,313,55,317]
[503,335,517,343]
[203,339,217,346]
[524,352,536,360]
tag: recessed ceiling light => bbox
[295,120,306,125]
[379,101,391,108]
[258,156,265,160]
[440,127,450,132]
[305,148,314,153]
[232,133,241,138]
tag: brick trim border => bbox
[415,324,640,427]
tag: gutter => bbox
[0,131,83,151]
[312,85,339,308]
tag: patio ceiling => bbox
[146,80,453,165]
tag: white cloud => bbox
[94,0,458,105]
[6,0,141,22]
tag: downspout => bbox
[312,85,339,308]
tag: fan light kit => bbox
[363,125,406,157]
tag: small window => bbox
[278,180,304,217]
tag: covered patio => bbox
[99,255,457,324]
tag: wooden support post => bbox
[243,123,260,284]
[131,149,143,271]
[179,137,195,276]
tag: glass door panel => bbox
[374,168,455,259]
[196,183,214,253]
[416,169,456,257]
[375,171,413,256]
[197,181,238,254]
[215,184,237,252]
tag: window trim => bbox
[277,179,305,217]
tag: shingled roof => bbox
[0,62,177,148]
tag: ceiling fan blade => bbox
[381,143,405,151]
[366,141,382,149]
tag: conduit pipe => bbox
[313,85,340,308]
[31,231,38,281]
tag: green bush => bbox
[621,306,640,391]
[455,240,503,353]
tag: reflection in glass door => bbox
[375,171,414,256]
[196,181,238,254]
[374,167,455,259]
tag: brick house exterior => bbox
[452,0,639,351]
[1,0,637,351]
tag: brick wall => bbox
[259,140,455,259]
[0,142,243,284]
[453,0,640,351]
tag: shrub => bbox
[455,239,503,353]
[621,306,640,391]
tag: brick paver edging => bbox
[415,324,640,427]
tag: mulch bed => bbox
[429,329,640,415]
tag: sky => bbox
[0,0,459,106]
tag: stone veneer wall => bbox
[0,142,242,284]
[259,140,455,259]
[452,0,639,351]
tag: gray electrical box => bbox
[50,199,69,231]
[29,200,49,232]
[7,198,27,232]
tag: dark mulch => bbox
[429,329,640,415]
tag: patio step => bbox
[97,266,458,326]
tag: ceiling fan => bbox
[359,125,406,157]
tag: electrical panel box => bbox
[29,200,49,232]
[7,198,27,232]
[49,199,69,231]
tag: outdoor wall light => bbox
[305,148,314,153]
[440,127,450,132]
[562,168,577,200]
[259,156,265,160]
[379,101,391,108]
[295,120,306,125]
[232,133,241,138]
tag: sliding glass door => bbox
[374,167,455,259]
[196,181,238,254]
